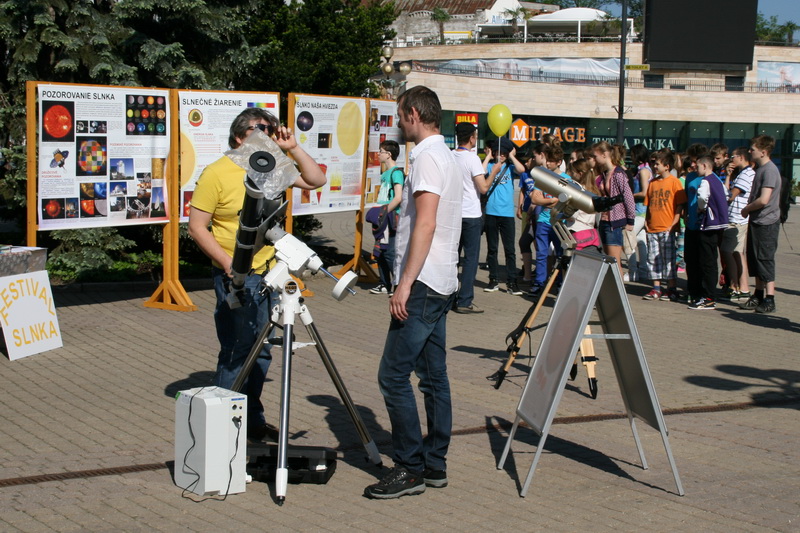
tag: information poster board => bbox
[37,84,171,230]
[0,270,62,361]
[177,90,280,221]
[289,95,368,215]
[364,100,406,209]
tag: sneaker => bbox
[453,304,484,314]
[739,296,761,310]
[387,286,394,297]
[506,282,523,296]
[484,279,500,292]
[659,290,671,301]
[364,466,425,499]
[642,289,661,300]
[721,287,738,300]
[667,289,679,302]
[528,285,543,298]
[369,284,388,294]
[755,299,776,314]
[736,291,751,302]
[422,468,448,488]
[688,297,716,310]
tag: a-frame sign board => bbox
[497,251,684,497]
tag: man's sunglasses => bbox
[251,123,274,135]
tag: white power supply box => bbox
[174,387,248,495]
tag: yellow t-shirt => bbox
[190,156,275,273]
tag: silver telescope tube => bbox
[529,166,596,214]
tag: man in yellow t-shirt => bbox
[188,108,325,441]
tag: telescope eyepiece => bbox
[591,194,624,213]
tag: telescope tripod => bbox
[232,267,381,505]
[487,225,599,398]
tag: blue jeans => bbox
[484,214,517,283]
[533,222,562,287]
[213,267,272,427]
[378,281,455,473]
[456,217,483,307]
[376,234,396,288]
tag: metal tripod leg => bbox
[231,319,275,394]
[275,309,295,506]
[302,318,382,466]
[492,264,561,389]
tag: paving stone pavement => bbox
[1,213,798,532]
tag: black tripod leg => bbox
[231,321,276,393]
[305,322,382,466]
[491,266,560,389]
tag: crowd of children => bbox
[370,133,783,315]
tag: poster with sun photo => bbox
[37,84,171,230]
[177,90,280,222]
[289,94,368,216]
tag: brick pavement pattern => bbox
[1,213,798,532]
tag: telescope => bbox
[528,166,623,222]
[224,130,356,307]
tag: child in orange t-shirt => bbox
[642,150,687,301]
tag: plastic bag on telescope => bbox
[225,130,300,200]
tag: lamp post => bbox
[378,46,411,100]
[616,0,627,145]
[380,46,395,99]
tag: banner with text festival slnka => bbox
[37,84,171,230]
[290,95,367,216]
[177,90,280,222]
[0,271,62,361]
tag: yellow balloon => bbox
[487,104,512,137]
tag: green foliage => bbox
[248,0,397,97]
[430,7,451,45]
[756,14,798,44]
[292,214,323,242]
[46,227,136,283]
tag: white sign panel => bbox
[177,90,280,221]
[364,100,406,208]
[37,84,172,230]
[0,271,62,360]
[290,95,367,215]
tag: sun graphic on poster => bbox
[336,101,363,156]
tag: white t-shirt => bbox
[394,135,463,295]
[729,166,754,225]
[452,148,485,219]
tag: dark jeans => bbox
[213,267,272,427]
[484,214,517,283]
[378,281,454,473]
[684,229,702,299]
[456,217,483,307]
[376,234,396,288]
[698,229,723,299]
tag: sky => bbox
[754,0,800,24]
[603,0,800,25]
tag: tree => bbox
[548,0,606,9]
[248,0,397,97]
[755,13,787,43]
[503,7,529,40]
[431,7,451,45]
[785,21,798,45]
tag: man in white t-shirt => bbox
[364,86,462,500]
[452,122,489,313]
